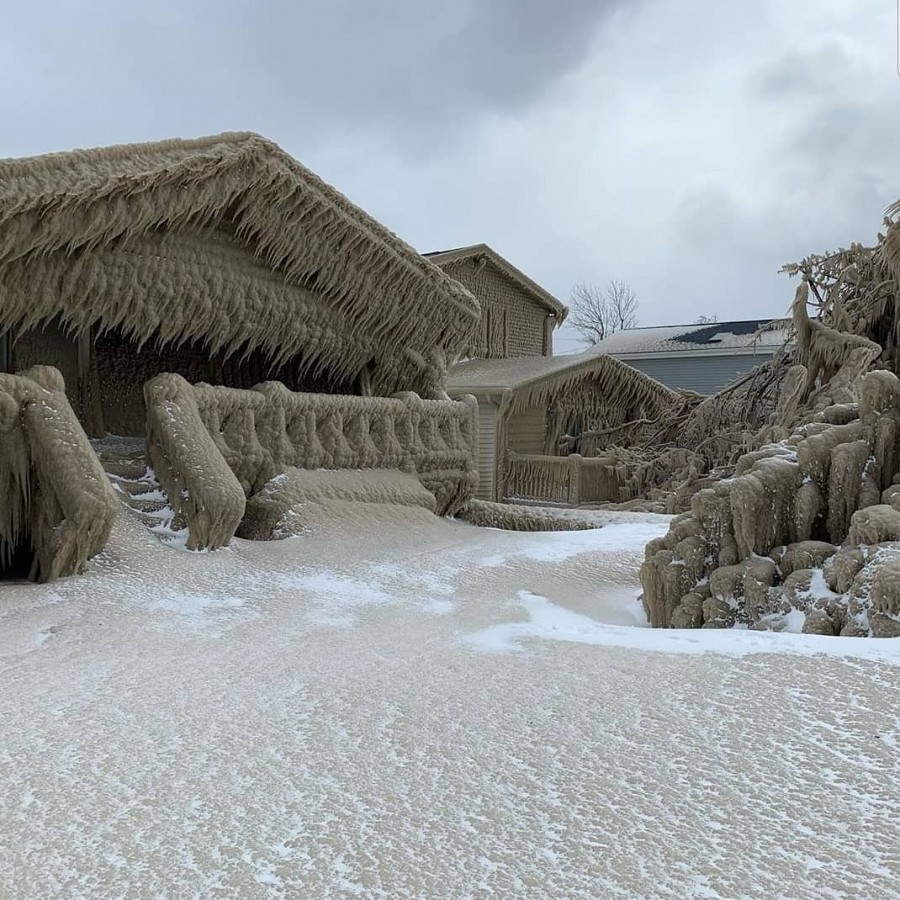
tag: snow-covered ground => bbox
[1,506,898,898]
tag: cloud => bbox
[753,44,855,100]
[0,0,633,157]
[0,0,896,352]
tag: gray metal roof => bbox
[594,319,786,356]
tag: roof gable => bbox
[447,350,679,415]
[425,244,567,320]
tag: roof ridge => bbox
[0,131,264,174]
[426,243,567,319]
[614,318,773,332]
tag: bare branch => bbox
[606,279,638,332]
[568,279,638,346]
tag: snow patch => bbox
[464,591,900,665]
[481,520,669,566]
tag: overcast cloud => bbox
[1,0,896,351]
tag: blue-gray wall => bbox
[615,353,775,395]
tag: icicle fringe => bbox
[0,132,481,397]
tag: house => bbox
[424,244,567,358]
[446,346,678,503]
[0,132,483,579]
[431,244,683,505]
[0,132,481,436]
[593,320,786,394]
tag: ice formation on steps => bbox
[93,436,190,547]
[237,468,437,540]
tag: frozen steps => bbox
[92,436,190,547]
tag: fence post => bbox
[567,453,582,505]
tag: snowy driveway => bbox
[1,507,898,898]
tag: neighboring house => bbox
[594,320,786,395]
[425,244,567,358]
[0,132,480,436]
[447,351,678,502]
[433,244,685,505]
[436,250,786,504]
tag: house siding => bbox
[476,402,499,500]
[439,259,548,359]
[613,353,776,395]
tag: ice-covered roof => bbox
[448,352,598,394]
[0,132,480,395]
[594,320,787,356]
[447,351,679,414]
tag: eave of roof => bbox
[446,351,679,415]
[0,132,481,394]
[425,243,568,321]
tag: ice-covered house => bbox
[0,132,482,579]
[429,245,677,504]
[0,132,481,435]
[447,351,678,503]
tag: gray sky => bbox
[2,0,897,352]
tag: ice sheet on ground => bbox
[0,505,898,899]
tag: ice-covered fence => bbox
[145,374,478,550]
[579,455,622,504]
[504,452,621,505]
[504,453,570,504]
[0,366,118,581]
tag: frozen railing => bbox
[0,366,118,581]
[145,374,478,550]
[504,452,621,505]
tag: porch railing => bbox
[145,373,478,550]
[503,452,621,505]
